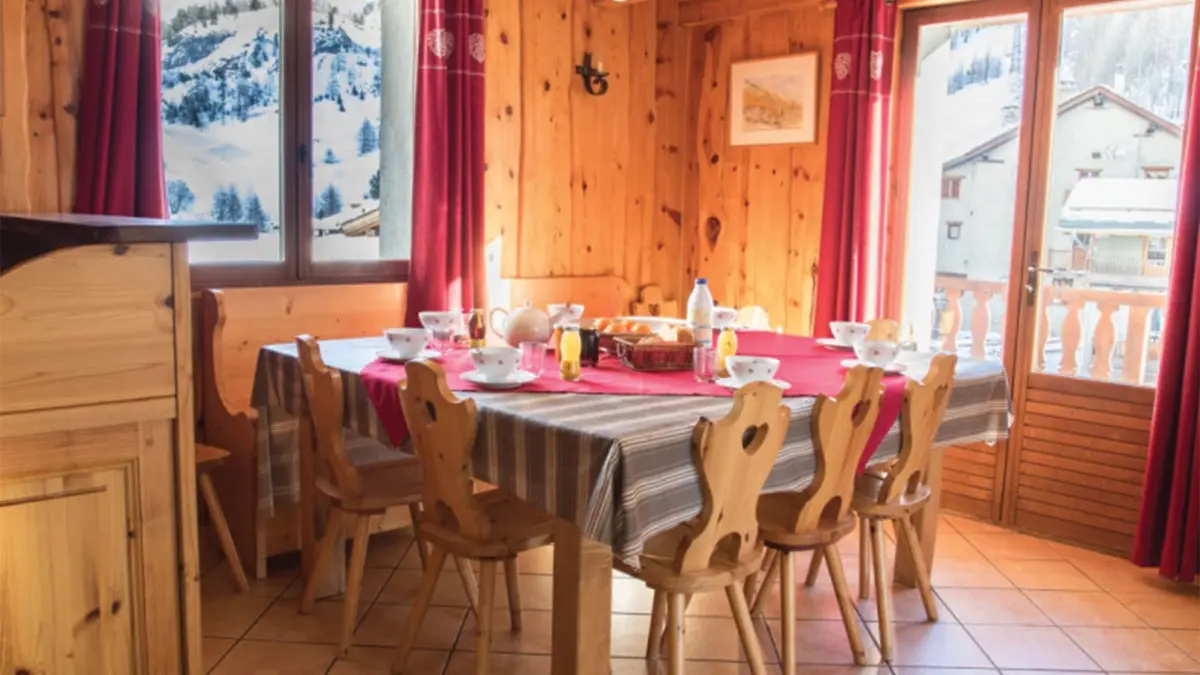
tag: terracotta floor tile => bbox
[353,602,466,650]
[964,532,1064,561]
[202,561,298,600]
[864,622,990,668]
[856,586,950,624]
[364,530,417,569]
[332,647,448,675]
[1113,592,1200,630]
[209,640,338,675]
[610,657,790,675]
[624,614,777,663]
[935,532,988,560]
[965,625,1098,670]
[891,669,999,675]
[944,516,1009,535]
[1070,556,1190,595]
[202,637,236,673]
[751,579,857,621]
[456,607,553,655]
[444,651,551,675]
[936,589,1052,625]
[770,618,883,666]
[281,567,391,604]
[201,592,276,638]
[990,560,1099,591]
[930,558,1015,589]
[611,613,655,658]
[1024,590,1146,627]
[245,599,368,644]
[1161,630,1200,662]
[1065,626,1200,672]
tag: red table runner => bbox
[360,332,906,472]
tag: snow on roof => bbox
[1058,178,1178,234]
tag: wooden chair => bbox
[746,366,885,670]
[631,382,790,675]
[196,443,250,593]
[393,360,556,675]
[866,319,901,342]
[294,335,431,654]
[851,353,956,663]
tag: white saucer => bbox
[377,349,442,363]
[461,369,537,390]
[840,358,907,375]
[816,338,856,350]
[715,376,792,391]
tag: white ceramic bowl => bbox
[829,321,871,346]
[725,356,780,385]
[419,311,462,338]
[712,306,739,330]
[470,346,521,381]
[853,340,901,368]
[384,328,429,360]
[548,304,585,326]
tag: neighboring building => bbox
[938,84,1181,289]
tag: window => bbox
[1147,237,1170,266]
[1143,166,1174,179]
[1076,168,1102,179]
[942,176,963,199]
[946,221,963,240]
[161,0,416,285]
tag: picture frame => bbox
[729,51,819,146]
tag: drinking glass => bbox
[520,341,547,377]
[693,346,716,383]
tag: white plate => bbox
[816,338,856,350]
[461,369,538,390]
[377,349,442,363]
[840,358,907,375]
[715,376,792,391]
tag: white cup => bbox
[853,340,901,368]
[384,328,429,360]
[725,356,780,385]
[548,304,585,325]
[712,306,739,329]
[829,321,871,346]
[419,311,462,340]
[470,346,521,381]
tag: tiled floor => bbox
[199,514,1200,675]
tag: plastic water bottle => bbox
[687,278,715,348]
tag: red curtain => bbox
[813,0,897,337]
[404,0,487,327]
[74,0,167,218]
[1132,57,1200,583]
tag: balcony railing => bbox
[1044,249,1148,276]
[934,276,1166,385]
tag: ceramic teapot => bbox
[489,301,553,347]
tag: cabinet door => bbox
[0,469,136,675]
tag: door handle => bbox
[1024,251,1043,304]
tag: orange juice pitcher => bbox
[559,326,582,381]
[716,327,738,377]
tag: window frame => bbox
[946,221,963,240]
[942,175,964,199]
[183,0,409,289]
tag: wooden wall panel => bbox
[483,0,523,278]
[0,0,85,214]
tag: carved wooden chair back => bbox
[673,382,791,574]
[788,366,884,532]
[295,335,364,498]
[398,360,491,540]
[866,319,901,342]
[876,353,956,503]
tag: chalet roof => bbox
[1057,177,1177,234]
[943,85,1183,171]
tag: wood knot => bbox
[706,217,721,248]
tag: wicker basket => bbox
[613,336,694,371]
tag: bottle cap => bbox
[696,278,708,285]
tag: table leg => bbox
[298,404,346,598]
[894,446,943,588]
[552,521,612,675]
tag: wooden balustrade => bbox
[934,276,1167,385]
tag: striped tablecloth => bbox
[251,337,1011,565]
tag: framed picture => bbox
[730,51,819,146]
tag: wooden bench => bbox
[194,283,406,577]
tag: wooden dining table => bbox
[250,336,1010,675]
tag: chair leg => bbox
[871,520,895,663]
[666,593,686,675]
[454,556,481,618]
[300,508,345,614]
[804,549,823,587]
[197,472,249,593]
[750,550,781,615]
[647,590,667,660]
[503,557,523,631]
[823,545,868,666]
[392,545,447,675]
[726,583,769,675]
[778,551,796,675]
[900,515,938,621]
[859,516,872,601]
[340,516,372,655]
[407,503,429,570]
[475,560,498,675]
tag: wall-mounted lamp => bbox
[575,52,609,96]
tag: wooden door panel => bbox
[940,442,1004,521]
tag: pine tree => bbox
[366,170,380,200]
[323,147,339,164]
[211,185,244,222]
[244,192,271,233]
[166,179,196,215]
[315,184,344,219]
[356,118,378,155]
[249,0,264,10]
